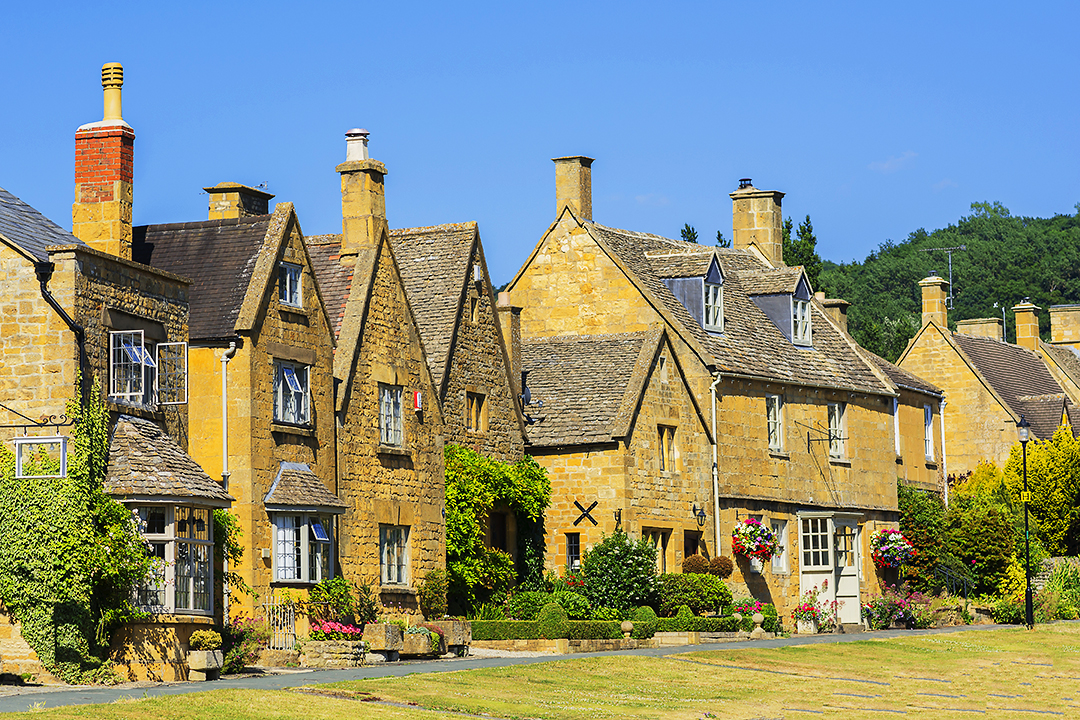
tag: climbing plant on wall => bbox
[0,380,155,683]
[444,445,551,615]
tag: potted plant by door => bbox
[791,582,827,635]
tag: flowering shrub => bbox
[222,616,270,674]
[309,619,365,641]
[731,518,778,561]
[870,528,917,568]
[860,584,933,629]
[791,579,842,630]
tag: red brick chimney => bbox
[72,63,135,259]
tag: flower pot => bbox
[186,649,223,681]
[796,619,818,635]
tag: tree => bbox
[680,224,698,244]
[1002,425,1080,556]
[782,215,823,289]
[715,230,731,248]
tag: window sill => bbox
[271,422,315,437]
[378,445,411,457]
[271,579,322,587]
[278,305,310,323]
[107,400,164,419]
[131,612,215,624]
[925,460,938,469]
[380,585,416,596]
[769,451,790,460]
[828,457,852,467]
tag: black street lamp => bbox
[1017,415,1034,629]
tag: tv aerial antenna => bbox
[918,245,966,309]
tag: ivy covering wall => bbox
[444,445,550,615]
[0,381,154,683]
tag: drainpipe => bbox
[220,341,237,490]
[35,262,88,408]
[220,341,237,623]
[940,397,949,506]
[710,372,723,556]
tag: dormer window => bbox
[792,298,812,345]
[704,283,723,332]
[279,262,302,308]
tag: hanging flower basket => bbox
[731,518,778,562]
[870,528,916,568]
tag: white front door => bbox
[832,520,862,624]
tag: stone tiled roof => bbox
[644,247,714,278]
[737,267,805,295]
[264,462,346,512]
[1042,342,1080,388]
[104,415,233,504]
[133,216,271,340]
[307,234,354,339]
[521,331,649,446]
[952,333,1077,439]
[864,351,942,396]
[0,186,87,262]
[586,221,889,393]
[389,223,478,388]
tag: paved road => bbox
[0,624,1012,714]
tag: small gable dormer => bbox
[743,267,814,347]
[660,255,724,335]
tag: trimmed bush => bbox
[632,605,658,623]
[536,603,569,639]
[709,556,734,579]
[631,621,657,639]
[682,554,709,574]
[418,568,449,619]
[656,613,740,633]
[658,573,733,616]
[566,621,622,640]
[189,630,222,651]
[506,591,553,620]
[732,601,781,633]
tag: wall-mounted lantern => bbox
[692,503,707,528]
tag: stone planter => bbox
[402,631,442,656]
[428,619,471,655]
[299,640,366,668]
[796,619,818,635]
[186,650,222,682]
[362,623,403,662]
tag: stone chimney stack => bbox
[73,62,135,259]
[204,182,275,219]
[956,318,1004,341]
[820,296,851,334]
[337,129,388,263]
[1012,299,1041,351]
[730,179,785,267]
[553,156,593,221]
[496,291,523,400]
[1049,305,1080,348]
[919,274,949,328]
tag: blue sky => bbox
[3,1,1078,286]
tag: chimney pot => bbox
[345,128,370,162]
[739,178,753,189]
[101,62,124,121]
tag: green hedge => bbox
[472,620,622,641]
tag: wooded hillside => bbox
[818,202,1080,362]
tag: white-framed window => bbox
[13,436,66,479]
[771,519,788,573]
[279,262,302,308]
[766,394,784,452]
[644,528,669,573]
[134,504,213,615]
[156,342,188,405]
[273,513,334,583]
[924,404,934,461]
[274,361,310,425]
[658,425,676,472]
[792,298,812,345]
[828,402,846,458]
[704,282,723,332]
[110,330,156,405]
[380,525,409,586]
[834,523,857,569]
[379,383,403,446]
[566,532,581,572]
[892,398,901,456]
[466,391,486,432]
[801,516,831,568]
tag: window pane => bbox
[139,542,167,607]
[140,507,166,535]
[175,541,191,609]
[192,543,211,611]
[276,515,301,581]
